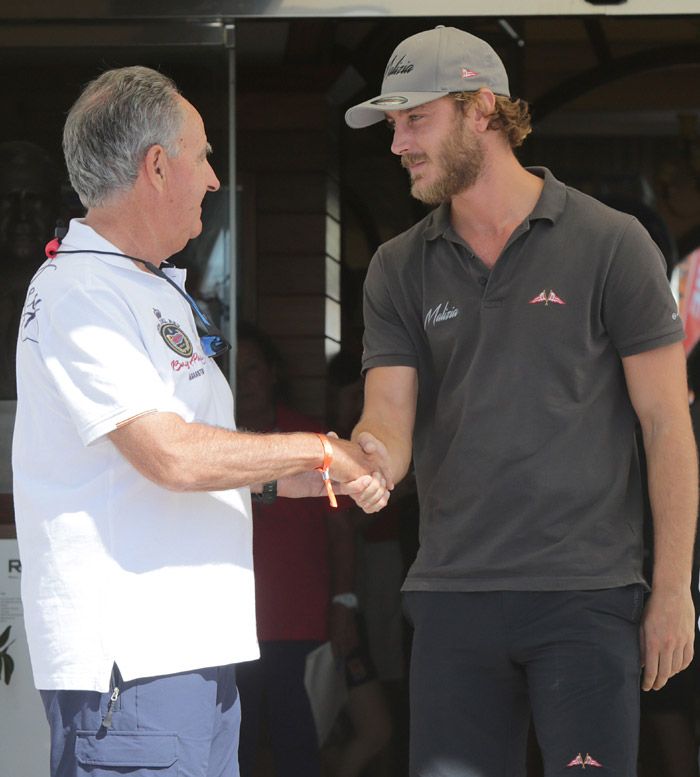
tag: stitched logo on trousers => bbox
[566,752,603,768]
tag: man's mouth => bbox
[402,155,428,178]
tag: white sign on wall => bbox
[0,540,49,777]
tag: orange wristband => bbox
[315,433,337,508]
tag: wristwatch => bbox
[332,592,359,609]
[252,480,277,504]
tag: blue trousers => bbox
[40,664,240,777]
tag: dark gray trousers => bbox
[404,587,644,776]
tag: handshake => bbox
[279,431,393,514]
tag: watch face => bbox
[261,480,277,504]
[332,593,359,609]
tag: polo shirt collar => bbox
[422,166,567,243]
[422,204,451,242]
[58,218,187,287]
[61,218,134,261]
[526,166,566,225]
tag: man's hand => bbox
[328,432,391,513]
[333,431,395,513]
[277,469,390,512]
[328,436,390,485]
[277,433,391,511]
[640,586,695,691]
[355,431,395,491]
[337,471,390,513]
[276,469,327,499]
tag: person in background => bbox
[235,323,360,777]
[345,25,697,776]
[0,141,62,397]
[328,349,411,777]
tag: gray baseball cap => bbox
[345,26,510,129]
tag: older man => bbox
[346,26,697,776]
[13,66,389,777]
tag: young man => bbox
[13,66,389,777]
[345,26,698,776]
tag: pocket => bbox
[75,730,178,774]
[587,584,645,625]
[630,583,645,623]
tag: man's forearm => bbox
[110,412,377,492]
[645,422,698,589]
[351,365,418,487]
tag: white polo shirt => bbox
[13,219,258,692]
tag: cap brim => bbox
[345,92,448,128]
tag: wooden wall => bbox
[237,92,341,420]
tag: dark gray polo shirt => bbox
[362,167,683,591]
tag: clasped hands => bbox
[279,431,391,513]
[328,431,392,514]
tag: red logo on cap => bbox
[461,68,479,79]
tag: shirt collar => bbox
[60,218,134,262]
[422,203,451,242]
[421,166,567,243]
[56,218,187,288]
[526,166,566,225]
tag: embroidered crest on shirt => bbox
[424,301,460,329]
[154,307,193,358]
[20,287,43,344]
[566,752,603,769]
[19,264,57,345]
[529,289,566,306]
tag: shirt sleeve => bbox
[602,216,684,357]
[38,281,181,446]
[362,249,419,373]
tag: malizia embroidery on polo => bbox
[424,301,460,328]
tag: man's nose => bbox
[390,123,410,157]
[206,162,220,193]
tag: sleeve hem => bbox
[81,404,177,446]
[617,328,684,358]
[362,354,418,373]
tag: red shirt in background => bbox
[252,404,333,642]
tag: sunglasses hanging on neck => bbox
[45,226,231,359]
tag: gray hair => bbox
[63,66,183,208]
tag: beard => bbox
[402,117,485,205]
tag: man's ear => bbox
[143,144,167,191]
[471,89,497,131]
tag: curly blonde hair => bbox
[453,91,532,149]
